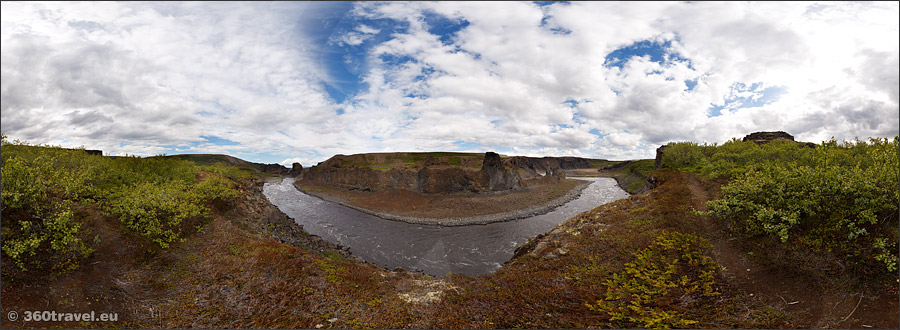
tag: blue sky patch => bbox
[684,79,698,91]
[604,39,690,70]
[423,12,469,45]
[589,128,608,138]
[452,140,481,151]
[301,2,411,103]
[533,1,570,7]
[707,82,787,117]
[198,135,239,146]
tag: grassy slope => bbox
[595,159,656,194]
[2,148,896,328]
[332,152,486,170]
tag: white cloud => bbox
[339,1,898,159]
[2,2,897,162]
[1,2,335,159]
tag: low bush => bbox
[586,231,721,328]
[1,135,242,274]
[660,135,899,280]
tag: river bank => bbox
[294,178,593,226]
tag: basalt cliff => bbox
[297,152,602,194]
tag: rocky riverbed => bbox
[295,179,592,226]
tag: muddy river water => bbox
[263,177,629,276]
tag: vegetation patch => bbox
[662,136,899,288]
[1,137,241,278]
[586,231,721,328]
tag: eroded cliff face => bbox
[298,152,601,194]
[509,156,591,176]
[480,152,521,192]
[299,152,523,194]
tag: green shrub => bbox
[2,136,245,273]
[102,181,205,248]
[1,146,95,271]
[665,135,899,277]
[194,174,239,202]
[586,232,720,328]
[661,141,715,171]
[704,137,899,273]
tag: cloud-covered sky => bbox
[2,1,898,165]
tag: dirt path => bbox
[682,173,898,328]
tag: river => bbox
[263,177,629,277]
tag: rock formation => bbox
[259,163,293,176]
[480,152,522,192]
[654,145,667,169]
[742,131,815,148]
[509,156,592,175]
[289,163,303,177]
[742,131,795,144]
[300,152,525,194]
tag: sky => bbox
[2,1,898,165]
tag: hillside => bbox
[1,135,897,328]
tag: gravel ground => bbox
[294,179,592,226]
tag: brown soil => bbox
[1,206,149,328]
[296,179,587,221]
[678,172,898,329]
[0,176,359,329]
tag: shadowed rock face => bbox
[299,152,601,194]
[742,131,795,143]
[480,152,522,192]
[289,163,303,177]
[260,163,292,176]
[419,166,477,193]
[654,145,667,170]
[300,152,524,194]
[742,131,816,148]
[509,156,591,175]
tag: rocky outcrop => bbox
[289,163,303,177]
[480,152,522,192]
[509,156,592,175]
[743,131,815,148]
[419,166,478,193]
[522,167,565,187]
[742,131,795,143]
[654,145,667,170]
[258,162,303,177]
[259,163,293,176]
[299,152,524,194]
